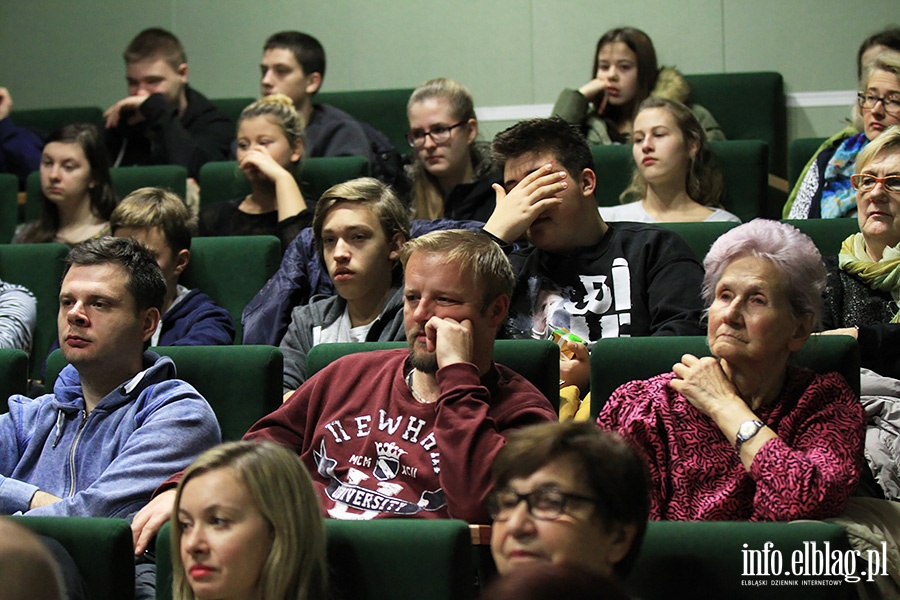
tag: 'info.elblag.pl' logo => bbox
[741,541,889,585]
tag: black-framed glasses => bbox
[851,173,900,193]
[857,92,900,116]
[406,121,467,148]
[487,487,598,521]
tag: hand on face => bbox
[669,353,741,418]
[578,78,609,113]
[103,95,147,128]
[238,146,290,181]
[423,315,475,370]
[485,164,567,243]
[0,87,12,121]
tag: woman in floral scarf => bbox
[787,52,900,219]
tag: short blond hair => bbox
[400,229,514,311]
[111,187,196,253]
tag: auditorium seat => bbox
[782,218,860,257]
[210,96,254,125]
[0,173,18,242]
[317,87,415,152]
[788,137,828,189]
[657,221,739,260]
[0,348,29,412]
[13,106,104,136]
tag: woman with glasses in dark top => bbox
[404,78,501,222]
[787,51,900,219]
[488,421,649,584]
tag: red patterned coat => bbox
[597,368,865,521]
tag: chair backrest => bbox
[210,96,255,125]
[0,173,19,243]
[306,340,561,410]
[782,218,860,257]
[788,137,827,188]
[198,156,370,210]
[12,515,135,600]
[25,165,188,222]
[657,221,739,260]
[590,334,860,419]
[46,345,283,441]
[317,88,415,152]
[155,518,473,600]
[592,140,767,222]
[0,348,29,413]
[0,242,69,378]
[627,520,854,599]
[13,106,104,136]
[180,235,281,343]
[683,71,786,178]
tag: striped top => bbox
[0,279,37,353]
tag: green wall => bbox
[1,0,897,141]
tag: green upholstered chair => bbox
[788,137,827,189]
[12,516,135,600]
[197,156,370,210]
[782,218,860,257]
[317,88,415,152]
[0,348,29,412]
[590,334,860,419]
[306,339,561,410]
[592,140,768,222]
[45,345,283,441]
[712,139,768,221]
[626,521,854,599]
[683,71,786,178]
[155,518,473,600]
[0,242,69,379]
[13,106,104,136]
[658,221,739,260]
[25,165,188,222]
[209,96,254,125]
[180,235,281,343]
[0,173,19,243]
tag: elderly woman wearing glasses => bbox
[787,51,900,219]
[488,421,649,583]
[404,78,501,222]
[598,219,865,521]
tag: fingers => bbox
[131,489,176,554]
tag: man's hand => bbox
[131,488,177,555]
[29,490,62,510]
[425,316,474,370]
[559,340,590,393]
[0,87,12,121]
[483,164,568,243]
[104,95,148,128]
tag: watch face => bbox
[738,421,757,438]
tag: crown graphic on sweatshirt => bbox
[375,442,407,460]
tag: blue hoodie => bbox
[0,352,220,519]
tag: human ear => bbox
[141,307,161,342]
[173,248,190,278]
[387,233,406,262]
[580,168,597,197]
[305,72,323,96]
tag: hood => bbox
[50,351,175,414]
[652,66,691,104]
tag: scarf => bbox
[839,233,900,322]
[820,133,868,219]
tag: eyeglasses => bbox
[406,121,467,148]
[857,92,900,116]
[850,174,900,193]
[487,487,598,521]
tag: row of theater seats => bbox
[10,514,856,600]
[8,335,860,600]
[15,71,787,175]
[0,214,859,382]
[0,134,833,241]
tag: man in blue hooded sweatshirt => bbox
[0,236,220,519]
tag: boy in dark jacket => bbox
[111,187,234,346]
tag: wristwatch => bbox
[735,420,766,452]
